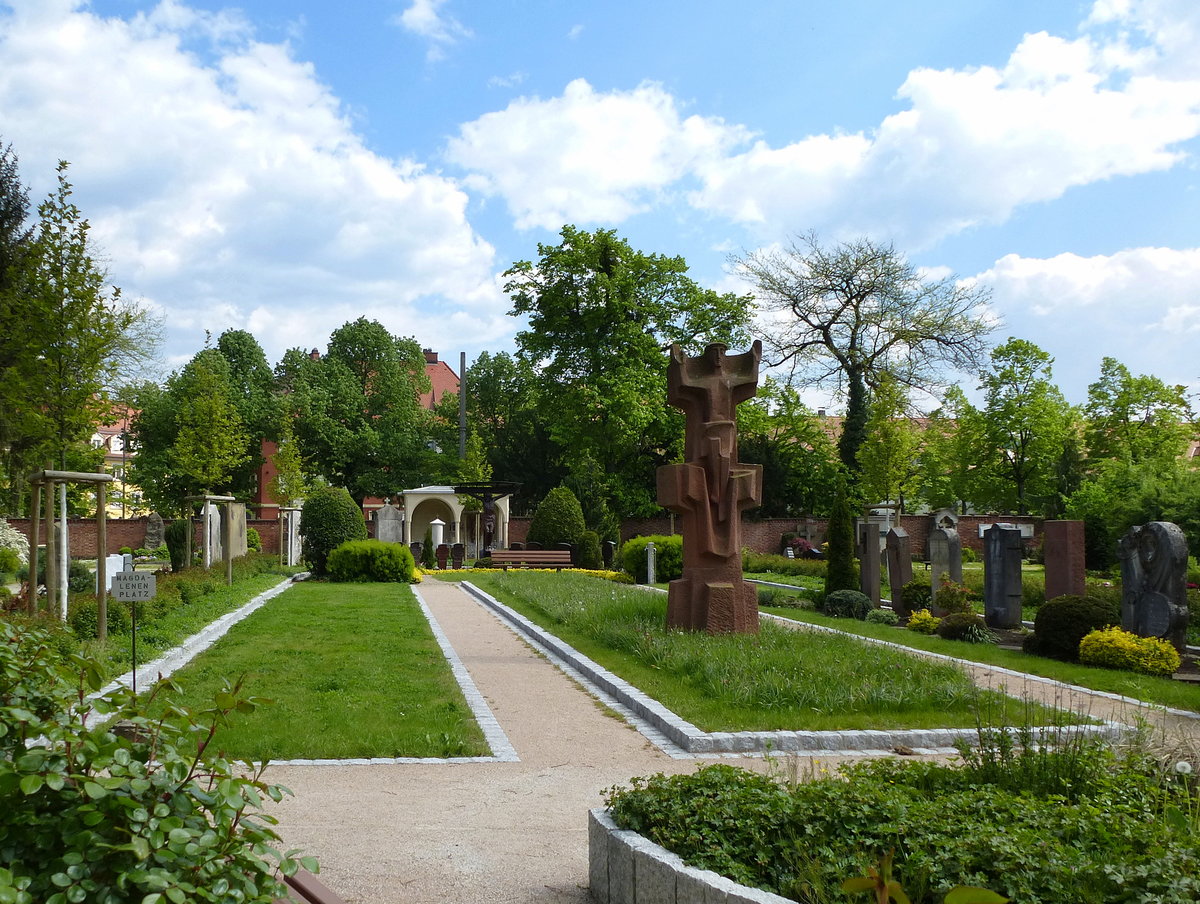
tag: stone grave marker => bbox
[928,526,962,610]
[983,524,1023,628]
[1118,521,1190,650]
[435,544,449,569]
[602,541,615,567]
[144,512,164,550]
[1044,520,1085,601]
[374,502,404,544]
[859,521,881,607]
[96,553,127,592]
[885,527,912,615]
[203,502,223,566]
[451,543,465,568]
[224,503,248,558]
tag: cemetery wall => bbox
[7,518,282,557]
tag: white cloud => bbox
[0,0,506,367]
[446,78,751,230]
[567,24,583,40]
[393,0,471,62]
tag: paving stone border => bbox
[460,581,1129,756]
[589,807,790,904]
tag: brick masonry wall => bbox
[8,518,282,557]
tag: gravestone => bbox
[451,543,465,568]
[885,528,913,615]
[928,526,962,594]
[203,502,223,566]
[602,541,616,568]
[435,544,449,570]
[410,542,423,561]
[283,509,303,567]
[1118,521,1190,651]
[983,524,1023,629]
[374,502,404,544]
[96,553,127,592]
[1044,520,1086,601]
[224,503,248,559]
[144,512,164,550]
[509,541,524,551]
[859,522,881,607]
[657,341,763,633]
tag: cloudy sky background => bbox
[1,0,1198,409]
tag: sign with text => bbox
[111,572,156,602]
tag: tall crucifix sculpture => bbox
[657,341,763,633]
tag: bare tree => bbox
[736,232,994,479]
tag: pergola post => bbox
[28,478,41,616]
[97,482,108,642]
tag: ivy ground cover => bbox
[460,571,1064,732]
[151,581,488,759]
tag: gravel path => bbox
[266,580,1199,904]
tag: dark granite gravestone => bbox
[657,341,763,634]
[859,522,881,607]
[602,541,616,568]
[451,543,465,568]
[1118,521,1190,651]
[885,527,913,615]
[928,526,963,589]
[983,524,1023,629]
[435,544,449,570]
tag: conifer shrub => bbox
[896,575,932,617]
[246,527,262,552]
[822,475,857,597]
[866,608,899,625]
[578,530,603,570]
[620,535,683,583]
[1024,594,1120,661]
[822,589,871,620]
[164,517,190,572]
[300,487,367,576]
[327,539,416,583]
[527,486,587,548]
[421,527,436,569]
[1078,626,1180,677]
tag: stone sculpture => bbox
[144,512,164,549]
[657,342,763,633]
[1118,521,1190,650]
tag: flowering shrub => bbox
[0,518,29,568]
[1078,626,1181,677]
[933,576,976,615]
[907,608,941,634]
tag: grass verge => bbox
[762,604,1200,713]
[459,571,1065,732]
[149,581,489,759]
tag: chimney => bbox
[818,408,826,418]
[423,349,438,364]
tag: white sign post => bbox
[111,573,156,693]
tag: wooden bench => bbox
[490,549,573,570]
[274,869,347,904]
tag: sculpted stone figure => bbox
[657,341,763,633]
[1118,521,1189,651]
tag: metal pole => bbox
[459,351,467,459]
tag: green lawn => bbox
[459,571,1070,732]
[149,581,489,759]
[761,605,1200,713]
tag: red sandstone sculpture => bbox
[657,341,763,633]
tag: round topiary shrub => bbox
[578,530,603,570]
[823,589,871,619]
[936,612,996,643]
[327,540,416,583]
[300,487,368,577]
[896,575,932,617]
[246,527,262,552]
[1024,594,1120,661]
[620,535,683,583]
[164,518,190,572]
[527,486,586,549]
[866,608,899,626]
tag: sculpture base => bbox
[665,578,759,634]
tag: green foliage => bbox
[1025,594,1120,662]
[898,576,933,616]
[907,609,941,634]
[620,535,683,583]
[421,527,436,569]
[163,517,189,572]
[1085,356,1193,467]
[578,530,603,570]
[527,485,586,548]
[823,473,858,596]
[757,586,813,610]
[866,608,899,626]
[823,589,871,620]
[858,373,922,511]
[742,550,827,579]
[1078,626,1180,677]
[936,613,996,643]
[327,539,416,583]
[0,620,313,904]
[0,546,17,575]
[932,576,976,615]
[0,519,29,567]
[606,737,1197,904]
[300,486,367,576]
[67,594,133,639]
[246,527,262,552]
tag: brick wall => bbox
[9,517,282,557]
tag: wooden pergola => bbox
[27,469,116,639]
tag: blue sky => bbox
[1,0,1198,410]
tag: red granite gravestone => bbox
[1043,520,1086,601]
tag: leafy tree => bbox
[0,142,32,511]
[280,318,431,505]
[1084,357,1193,467]
[300,485,367,576]
[505,225,752,519]
[527,485,586,548]
[857,373,922,512]
[736,233,993,486]
[214,328,281,496]
[265,418,310,507]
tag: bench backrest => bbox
[490,549,573,564]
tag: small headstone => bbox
[144,512,164,549]
[928,526,962,591]
[1043,520,1086,601]
[526,541,542,550]
[602,541,615,567]
[96,553,127,592]
[203,502,223,566]
[646,541,657,585]
[859,522,881,607]
[451,543,465,568]
[885,528,913,615]
[1118,521,1190,650]
[983,524,1023,629]
[435,544,449,570]
[410,542,423,561]
[374,502,404,544]
[224,503,248,559]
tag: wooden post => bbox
[44,479,56,614]
[224,503,233,586]
[97,483,107,643]
[28,479,41,616]
[184,505,193,571]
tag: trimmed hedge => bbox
[822,589,871,620]
[327,540,417,583]
[1024,594,1120,662]
[301,487,368,576]
[621,535,683,583]
[527,486,586,548]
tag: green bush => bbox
[620,535,683,583]
[1024,593,1120,662]
[527,486,586,549]
[0,620,314,903]
[742,550,827,578]
[961,545,979,563]
[164,518,190,572]
[246,527,262,552]
[936,612,996,644]
[823,589,871,620]
[823,475,857,596]
[0,547,18,575]
[118,545,133,556]
[907,608,941,634]
[932,576,976,615]
[578,530,603,570]
[866,608,899,626]
[327,540,416,583]
[1022,576,1045,609]
[1078,626,1180,677]
[897,575,932,616]
[68,593,133,638]
[301,487,368,576]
